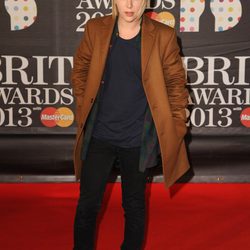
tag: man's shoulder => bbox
[86,15,112,28]
[144,14,174,34]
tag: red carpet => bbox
[0,183,249,250]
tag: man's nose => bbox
[126,0,133,8]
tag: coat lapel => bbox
[98,16,116,82]
[141,15,156,78]
[83,16,115,102]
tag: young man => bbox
[71,0,190,249]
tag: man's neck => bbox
[117,17,142,39]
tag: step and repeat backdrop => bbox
[0,0,249,178]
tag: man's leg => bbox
[119,147,149,250]
[73,137,116,250]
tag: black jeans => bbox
[73,137,149,250]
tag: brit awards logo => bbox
[4,0,37,31]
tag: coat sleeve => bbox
[162,29,189,138]
[71,21,93,126]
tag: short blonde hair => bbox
[112,0,147,20]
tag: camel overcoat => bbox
[71,14,190,189]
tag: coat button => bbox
[90,98,94,103]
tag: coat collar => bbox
[99,14,156,79]
[141,15,156,77]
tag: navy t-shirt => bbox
[92,31,147,148]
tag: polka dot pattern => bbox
[4,0,37,31]
[180,0,205,32]
[180,0,242,32]
[210,0,242,32]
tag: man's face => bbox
[115,0,144,23]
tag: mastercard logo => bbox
[146,11,176,28]
[40,107,74,128]
[240,107,250,128]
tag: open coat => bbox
[71,14,190,188]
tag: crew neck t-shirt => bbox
[92,31,147,148]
